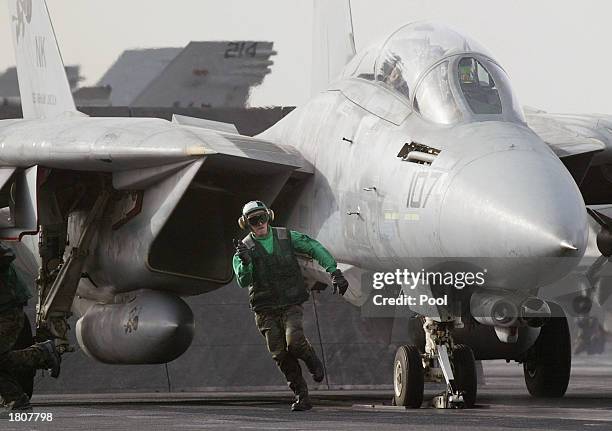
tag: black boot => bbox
[10,394,32,411]
[304,352,325,383]
[0,395,32,419]
[36,340,61,378]
[289,382,312,411]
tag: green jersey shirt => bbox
[233,227,337,288]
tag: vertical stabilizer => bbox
[8,0,77,119]
[311,0,357,95]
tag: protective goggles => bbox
[247,213,269,226]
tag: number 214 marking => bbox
[224,42,258,58]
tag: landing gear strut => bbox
[36,188,111,355]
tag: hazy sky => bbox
[0,0,609,113]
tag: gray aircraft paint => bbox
[0,0,607,373]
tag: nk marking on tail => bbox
[34,35,46,68]
[8,0,80,119]
[12,0,32,44]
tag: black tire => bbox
[393,345,424,408]
[452,344,477,408]
[13,313,35,399]
[523,303,571,398]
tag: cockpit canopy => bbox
[342,22,525,125]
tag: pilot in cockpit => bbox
[380,55,410,98]
[459,59,477,84]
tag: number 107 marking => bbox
[407,172,442,209]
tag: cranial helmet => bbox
[238,200,275,229]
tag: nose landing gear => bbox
[392,318,477,409]
[393,345,424,408]
[522,302,571,397]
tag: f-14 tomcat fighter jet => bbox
[4,0,611,408]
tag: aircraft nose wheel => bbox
[451,344,477,408]
[522,302,571,397]
[393,345,424,408]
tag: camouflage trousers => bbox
[0,307,47,403]
[255,304,319,395]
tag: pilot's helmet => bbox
[381,54,403,82]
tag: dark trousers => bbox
[255,304,318,394]
[0,307,46,403]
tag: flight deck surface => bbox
[9,359,612,431]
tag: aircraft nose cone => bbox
[439,150,587,287]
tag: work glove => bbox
[330,269,349,295]
[233,239,251,266]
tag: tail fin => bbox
[311,0,357,95]
[8,0,78,119]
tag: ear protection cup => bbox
[268,209,274,222]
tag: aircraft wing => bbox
[525,111,606,158]
[525,110,612,197]
[3,0,312,244]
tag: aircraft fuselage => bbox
[260,80,587,302]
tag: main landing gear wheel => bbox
[14,314,35,399]
[452,344,477,408]
[523,303,571,398]
[393,345,424,408]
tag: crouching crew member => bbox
[0,243,61,417]
[233,201,348,411]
